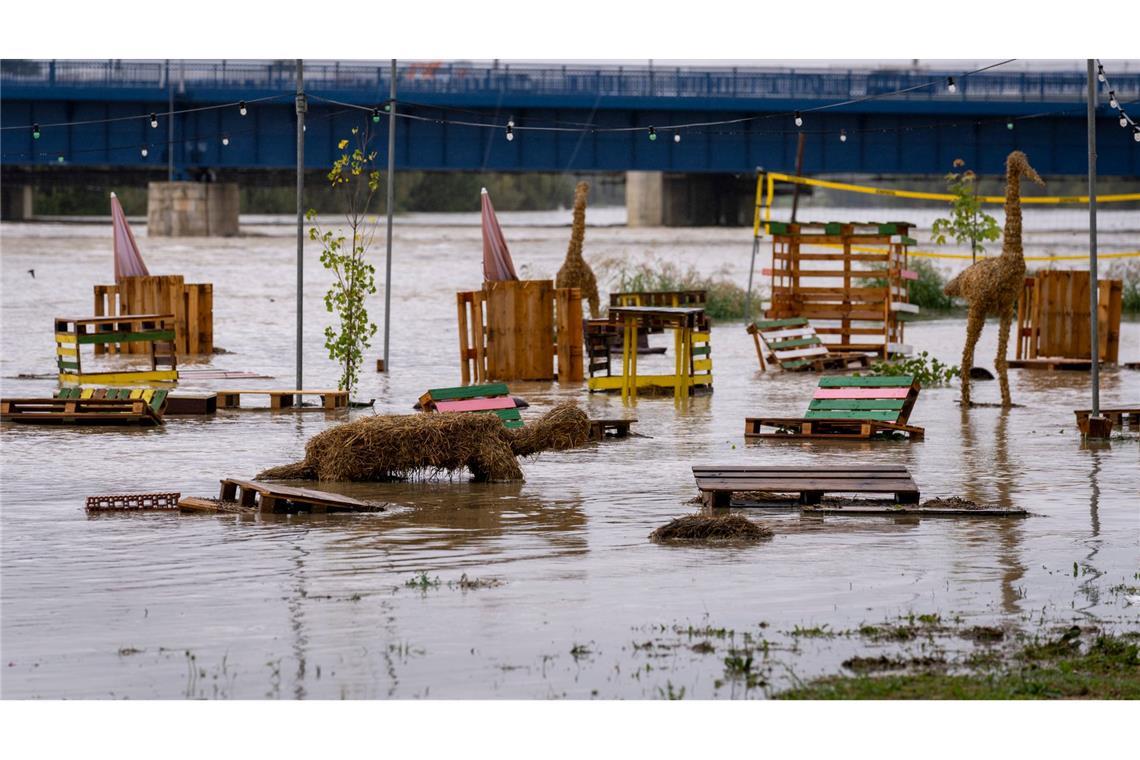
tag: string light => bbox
[1006,119,1014,130]
[505,123,514,141]
[221,135,229,146]
[56,154,65,163]
[149,113,158,128]
[648,126,657,141]
[32,123,40,140]
[1108,91,1118,109]
[239,101,247,116]
[793,111,803,127]
[1097,64,1105,83]
[1121,114,1129,128]
[140,145,148,157]
[839,129,847,142]
[1133,126,1140,143]
[947,77,957,93]
[384,101,391,112]
[371,108,381,123]
[673,133,681,143]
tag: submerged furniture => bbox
[3,387,169,426]
[200,478,381,514]
[747,317,874,372]
[93,275,213,356]
[1074,407,1139,435]
[419,383,524,429]
[55,314,178,384]
[745,375,924,440]
[588,305,712,401]
[762,221,918,359]
[1013,271,1122,368]
[693,464,920,507]
[215,389,348,411]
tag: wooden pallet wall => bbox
[1016,271,1122,362]
[94,275,213,355]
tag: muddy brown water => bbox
[2,208,1137,698]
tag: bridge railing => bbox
[3,59,1138,103]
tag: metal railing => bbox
[3,59,1137,103]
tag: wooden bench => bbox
[210,478,382,514]
[216,389,348,411]
[419,383,524,429]
[746,375,924,440]
[2,394,166,426]
[746,317,874,372]
[693,465,920,507]
[1074,407,1140,434]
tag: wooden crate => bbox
[94,275,213,356]
[1016,271,1122,363]
[457,281,583,383]
[763,221,916,359]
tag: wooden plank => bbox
[696,478,915,492]
[425,383,511,402]
[809,399,906,411]
[804,410,901,421]
[818,375,913,387]
[773,346,830,360]
[768,337,823,350]
[751,317,810,330]
[759,327,816,341]
[433,397,517,413]
[813,387,912,399]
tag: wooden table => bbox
[608,306,706,403]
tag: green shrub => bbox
[1104,260,1140,314]
[593,256,764,321]
[860,258,956,312]
[860,351,960,386]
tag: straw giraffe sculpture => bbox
[943,150,1044,407]
[556,181,600,317]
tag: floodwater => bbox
[1,206,1137,699]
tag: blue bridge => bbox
[3,59,1139,178]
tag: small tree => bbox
[931,159,1001,260]
[306,129,380,395]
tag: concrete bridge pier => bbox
[147,181,240,237]
[1,184,34,221]
[625,171,755,227]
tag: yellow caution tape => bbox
[762,172,1140,205]
[810,240,1140,261]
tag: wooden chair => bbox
[419,383,524,429]
[747,318,874,372]
[746,375,924,440]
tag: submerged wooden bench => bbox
[419,383,524,429]
[746,375,924,440]
[216,389,348,410]
[747,317,874,372]
[1074,406,1140,434]
[202,478,383,514]
[693,465,920,507]
[2,389,168,426]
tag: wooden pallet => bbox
[86,492,181,511]
[588,418,636,441]
[746,317,874,372]
[419,383,524,429]
[693,465,919,507]
[2,396,165,426]
[1074,407,1140,434]
[216,389,348,411]
[54,313,178,384]
[215,478,383,514]
[746,375,924,440]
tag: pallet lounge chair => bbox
[419,383,524,429]
[745,375,924,440]
[746,317,874,372]
[3,387,169,426]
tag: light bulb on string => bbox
[32,123,40,140]
[384,101,391,112]
[1133,126,1140,143]
[56,154,65,163]
[239,101,247,116]
[793,111,803,127]
[839,129,847,142]
[947,77,956,94]
[149,113,158,128]
[1108,91,1118,109]
[141,145,149,157]
[221,135,229,146]
[1097,64,1105,83]
[1007,119,1015,130]
[1120,114,1129,128]
[371,108,381,123]
[507,117,515,129]
[648,126,657,141]
[673,133,681,143]
[505,124,514,141]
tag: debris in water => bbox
[650,514,773,543]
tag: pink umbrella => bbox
[481,188,518,282]
[111,192,149,281]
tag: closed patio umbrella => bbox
[481,188,518,282]
[111,192,150,281]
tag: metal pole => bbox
[166,60,174,181]
[382,59,396,372]
[745,235,760,322]
[296,59,306,394]
[790,132,806,223]
[1086,59,1100,419]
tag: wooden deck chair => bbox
[746,318,874,372]
[745,375,924,440]
[419,383,524,429]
